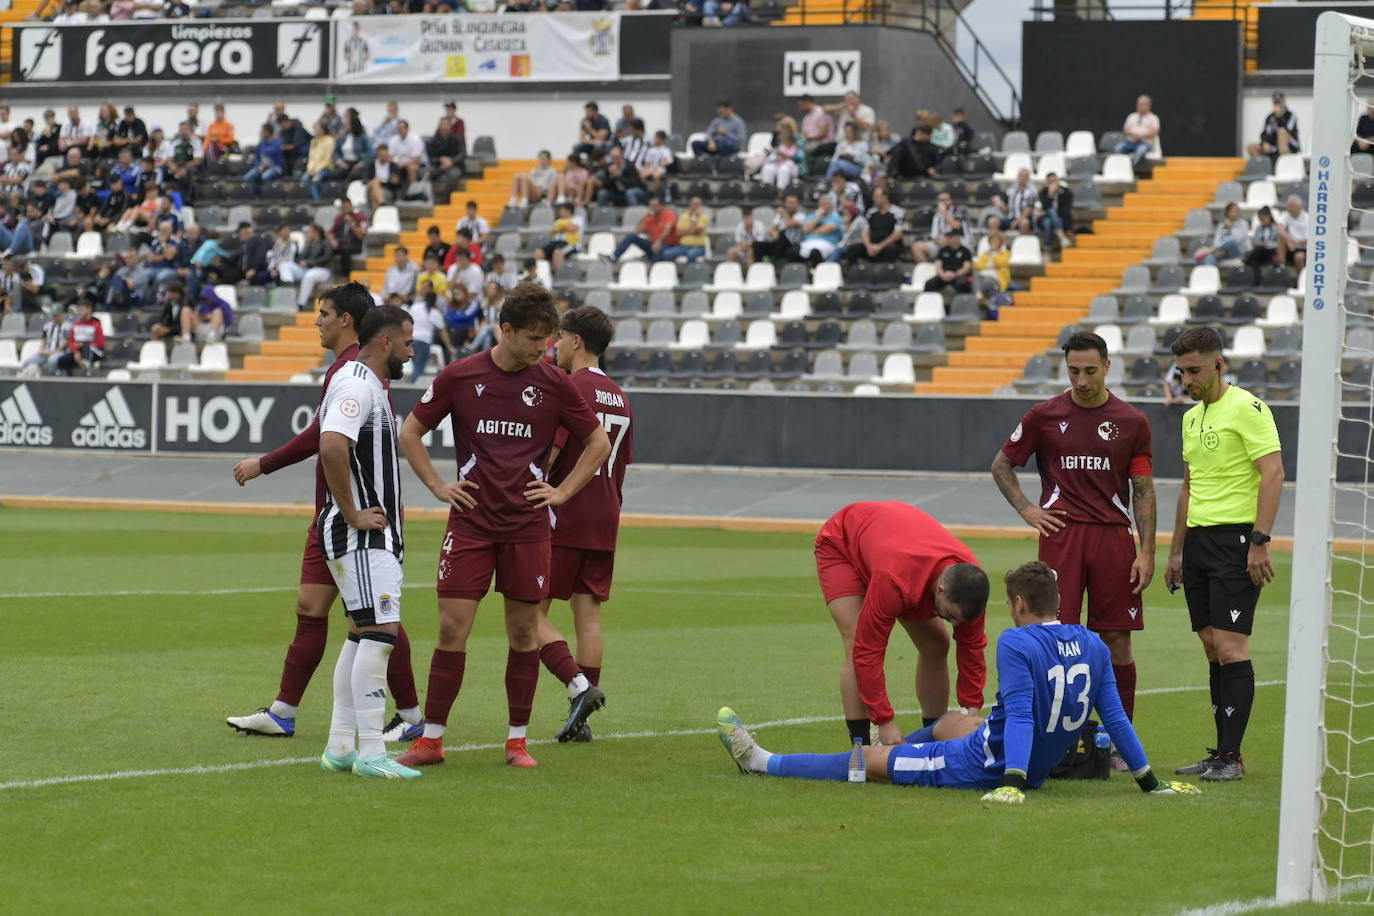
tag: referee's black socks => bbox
[1217,659,1255,758]
[1209,660,1223,748]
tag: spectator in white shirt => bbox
[59,107,94,158]
[51,0,88,22]
[388,120,427,185]
[509,149,559,208]
[1114,95,1160,166]
[724,211,768,264]
[446,246,484,297]
[640,130,675,200]
[1277,194,1309,272]
[823,91,876,145]
[1003,168,1038,234]
[383,245,419,299]
[456,200,490,247]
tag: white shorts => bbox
[327,549,403,626]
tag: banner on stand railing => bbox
[333,12,619,84]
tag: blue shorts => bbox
[886,724,1001,790]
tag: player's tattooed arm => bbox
[992,451,1066,537]
[1129,475,1156,593]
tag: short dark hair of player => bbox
[358,304,412,347]
[500,281,559,335]
[1171,326,1224,358]
[1062,331,1108,362]
[319,281,373,329]
[1004,561,1059,618]
[560,305,613,357]
[943,562,989,622]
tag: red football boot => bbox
[395,736,445,767]
[505,738,538,768]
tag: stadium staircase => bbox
[0,0,45,81]
[1191,0,1271,72]
[917,157,1246,396]
[774,0,879,26]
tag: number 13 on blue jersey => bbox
[1046,663,1091,733]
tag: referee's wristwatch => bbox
[1249,530,1272,546]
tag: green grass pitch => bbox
[0,507,1362,914]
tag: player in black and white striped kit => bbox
[315,304,420,780]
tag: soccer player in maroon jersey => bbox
[225,282,422,741]
[815,501,990,747]
[991,330,1156,738]
[397,282,611,768]
[535,306,634,743]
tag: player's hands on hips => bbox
[1247,543,1275,586]
[1130,550,1155,594]
[876,721,904,746]
[1150,780,1201,796]
[524,480,568,509]
[981,786,1025,805]
[1018,505,1068,537]
[1164,552,1183,592]
[347,506,387,531]
[232,458,262,486]
[432,480,479,511]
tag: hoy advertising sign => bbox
[782,50,860,97]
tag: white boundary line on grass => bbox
[0,586,821,600]
[0,682,1286,793]
[1167,878,1374,916]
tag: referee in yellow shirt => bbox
[1163,327,1284,782]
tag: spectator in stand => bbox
[87,174,127,235]
[0,146,31,196]
[301,120,336,202]
[424,225,451,267]
[140,219,182,299]
[641,132,676,199]
[1250,92,1301,159]
[0,253,42,313]
[537,201,583,272]
[457,200,490,247]
[444,282,483,349]
[54,296,103,374]
[274,114,312,177]
[889,123,940,179]
[171,122,202,183]
[1244,206,1280,285]
[59,106,95,159]
[334,111,372,180]
[417,252,449,300]
[703,0,749,26]
[823,91,875,145]
[44,176,79,239]
[756,192,807,263]
[725,208,768,264]
[262,224,297,287]
[446,245,484,297]
[319,95,344,138]
[1037,172,1075,250]
[913,189,971,262]
[373,101,401,149]
[384,245,419,299]
[612,193,677,261]
[798,195,845,266]
[290,226,333,308]
[203,104,235,165]
[1277,193,1309,273]
[366,144,403,209]
[1353,99,1374,153]
[510,150,559,208]
[974,228,1011,302]
[840,186,903,263]
[388,119,427,186]
[614,104,637,138]
[1114,94,1160,167]
[825,120,869,181]
[440,101,466,145]
[750,118,803,192]
[50,1,87,23]
[868,120,898,173]
[554,153,593,206]
[113,106,148,156]
[445,227,481,270]
[950,107,975,156]
[407,287,450,383]
[596,146,647,207]
[33,110,61,171]
[242,124,284,196]
[228,222,271,287]
[23,302,70,375]
[659,195,709,262]
[1005,167,1038,234]
[929,113,955,157]
[1194,202,1250,266]
[328,200,367,276]
[573,102,612,159]
[619,118,651,171]
[798,94,835,159]
[691,99,747,157]
[428,116,466,186]
[191,283,234,342]
[149,278,191,340]
[924,227,975,294]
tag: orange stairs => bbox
[224,312,322,382]
[775,0,876,25]
[917,157,1246,396]
[1192,0,1271,72]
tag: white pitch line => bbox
[0,682,1282,793]
[1167,879,1374,916]
[0,585,819,600]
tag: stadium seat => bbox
[578,260,613,290]
[775,262,809,292]
[1066,155,1096,183]
[1065,130,1096,158]
[1127,356,1162,386]
[190,342,230,374]
[1241,155,1272,182]
[1095,154,1134,184]
[1343,360,1374,395]
[1176,209,1214,241]
[910,323,946,353]
[646,262,678,293]
[1122,324,1157,356]
[1151,295,1190,326]
[472,136,497,160]
[527,206,555,231]
[810,321,843,350]
[1087,295,1119,323]
[645,319,676,348]
[679,262,712,291]
[620,206,649,231]
[1343,327,1374,359]
[1268,326,1302,357]
[674,319,710,351]
[844,262,874,291]
[743,291,773,319]
[45,232,73,257]
[743,263,777,293]
[845,351,879,383]
[1288,267,1309,297]
[1269,360,1302,393]
[1009,235,1043,268]
[230,313,265,342]
[776,349,810,379]
[1236,358,1269,391]
[680,291,710,317]
[995,152,1033,183]
[900,263,938,294]
[608,262,649,292]
[1188,295,1225,325]
[905,292,945,324]
[945,294,980,324]
[1033,130,1064,155]
[1001,131,1031,155]
[775,320,808,350]
[1112,266,1150,297]
[840,320,878,351]
[877,353,916,386]
[802,262,842,294]
[345,181,368,209]
[869,262,903,291]
[703,350,740,378]
[552,262,581,291]
[1094,324,1124,354]
[1245,180,1277,210]
[1033,152,1066,183]
[609,350,640,379]
[772,290,810,321]
[709,292,743,321]
[809,294,842,322]
[613,291,645,317]
[0,314,25,339]
[733,350,770,380]
[638,350,674,380]
[850,383,881,396]
[1227,295,1263,326]
[704,262,745,294]
[1273,154,1305,184]
[369,207,401,237]
[1015,355,1053,388]
[612,319,643,348]
[1121,295,1153,324]
[0,339,19,373]
[72,231,104,259]
[127,340,168,372]
[1144,236,1182,267]
[646,291,676,316]
[805,350,845,381]
[1150,265,1185,295]
[1181,265,1221,297]
[738,319,778,350]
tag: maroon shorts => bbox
[1039,523,1143,631]
[814,528,866,603]
[549,545,616,602]
[300,524,335,587]
[437,529,552,602]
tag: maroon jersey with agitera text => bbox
[410,349,602,543]
[550,368,634,552]
[1000,391,1153,526]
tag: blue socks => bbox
[766,752,851,780]
[904,724,938,744]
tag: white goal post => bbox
[1277,10,1374,904]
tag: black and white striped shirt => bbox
[1006,182,1038,218]
[317,361,404,560]
[620,133,651,168]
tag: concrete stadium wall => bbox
[1,377,1352,480]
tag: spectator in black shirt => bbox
[113,107,149,156]
[839,186,903,263]
[33,111,61,170]
[274,114,313,177]
[427,115,465,186]
[950,107,975,156]
[1354,98,1374,154]
[888,124,940,179]
[573,101,612,159]
[924,227,974,293]
[1248,92,1300,158]
[1036,172,1075,250]
[92,176,127,233]
[594,146,647,206]
[423,224,452,266]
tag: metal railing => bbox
[1030,1,1249,21]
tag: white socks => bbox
[327,637,359,757]
[269,700,298,719]
[748,746,774,773]
[508,725,527,741]
[397,706,422,726]
[423,722,446,739]
[353,636,394,759]
[568,673,590,699]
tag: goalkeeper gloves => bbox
[981,786,1025,805]
[1149,780,1202,796]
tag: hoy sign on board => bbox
[782,50,860,96]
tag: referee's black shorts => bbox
[1182,524,1261,635]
